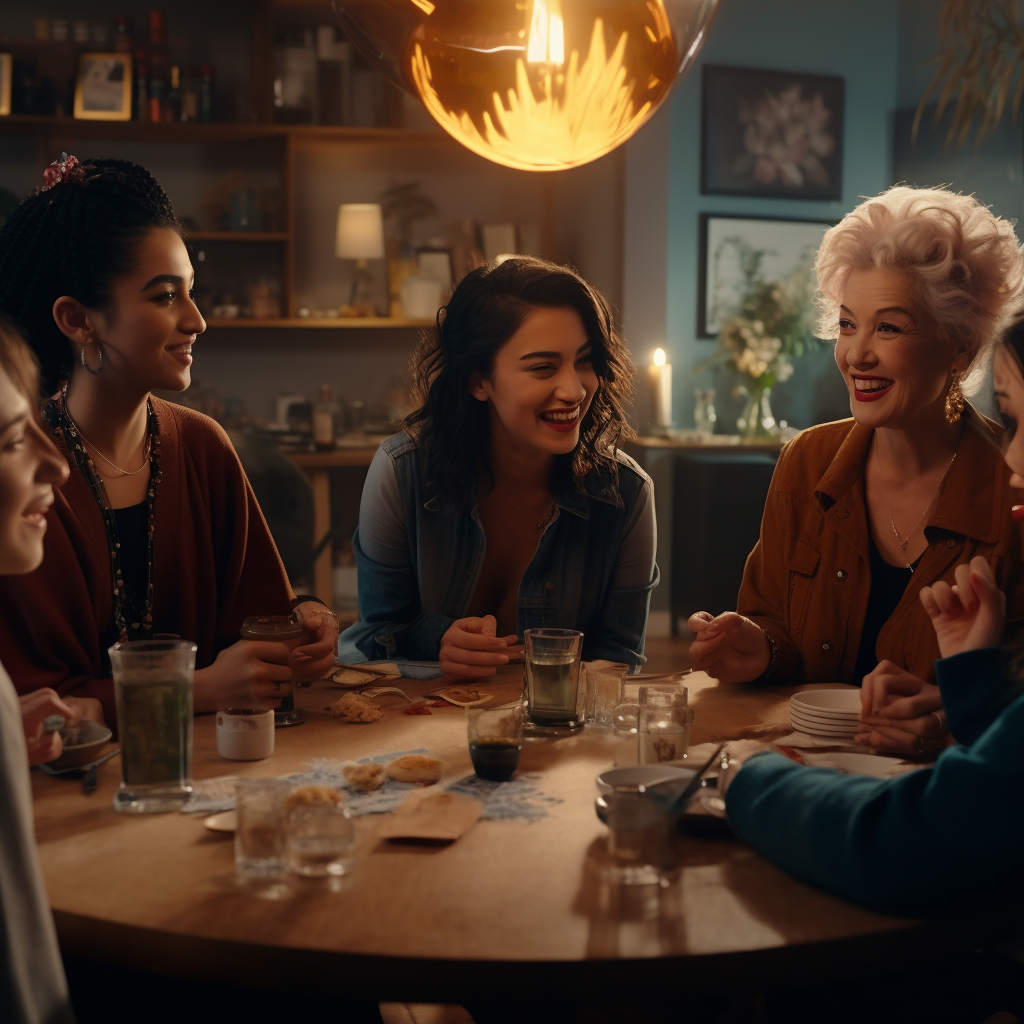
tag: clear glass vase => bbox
[737,383,777,440]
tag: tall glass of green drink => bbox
[109,639,196,814]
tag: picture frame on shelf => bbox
[0,54,12,117]
[701,64,844,201]
[73,53,132,121]
[417,249,453,294]
[698,214,832,338]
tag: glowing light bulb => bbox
[333,0,721,172]
[653,347,666,367]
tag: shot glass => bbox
[523,628,584,730]
[240,615,305,727]
[467,702,525,782]
[584,662,627,730]
[234,778,291,880]
[286,803,355,877]
[109,639,196,814]
[638,689,694,765]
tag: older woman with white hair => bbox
[688,185,1024,755]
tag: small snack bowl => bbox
[216,708,275,761]
[595,764,695,798]
[48,718,113,771]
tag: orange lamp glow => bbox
[333,0,720,172]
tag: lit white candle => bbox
[649,347,673,431]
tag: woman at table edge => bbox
[0,156,337,727]
[689,185,1024,754]
[338,256,658,676]
[720,314,1024,923]
[0,322,77,1024]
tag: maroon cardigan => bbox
[0,398,294,725]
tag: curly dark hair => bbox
[403,256,636,505]
[0,157,181,396]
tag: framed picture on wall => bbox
[73,53,132,121]
[0,54,12,117]
[702,64,844,201]
[698,214,832,338]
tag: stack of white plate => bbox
[789,689,861,738]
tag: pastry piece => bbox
[434,685,492,707]
[332,666,385,688]
[332,692,385,723]
[343,763,385,791]
[286,785,343,809]
[386,753,443,785]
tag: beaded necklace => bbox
[49,382,161,642]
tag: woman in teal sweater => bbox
[723,318,1024,918]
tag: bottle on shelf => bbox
[147,10,169,123]
[180,65,199,122]
[199,65,215,122]
[313,385,340,450]
[167,66,182,122]
[112,15,134,53]
[133,49,149,121]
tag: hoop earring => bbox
[80,341,104,375]
[944,370,964,424]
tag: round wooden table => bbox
[31,671,999,1003]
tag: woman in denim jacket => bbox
[338,257,658,676]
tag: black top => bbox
[852,534,922,686]
[111,502,149,637]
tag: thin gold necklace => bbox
[877,434,961,572]
[62,387,151,477]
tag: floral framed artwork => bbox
[73,53,132,121]
[701,64,844,201]
[697,214,832,338]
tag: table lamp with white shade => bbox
[336,202,386,317]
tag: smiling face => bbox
[0,368,69,575]
[835,267,961,429]
[80,226,205,393]
[992,346,1024,510]
[471,306,599,459]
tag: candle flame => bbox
[653,348,666,367]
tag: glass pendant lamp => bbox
[332,0,720,172]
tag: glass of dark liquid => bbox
[467,702,525,782]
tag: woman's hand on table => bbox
[718,739,778,797]
[439,615,519,679]
[19,688,86,766]
[292,603,341,683]
[857,660,949,756]
[193,640,292,713]
[686,611,771,684]
[920,556,1005,659]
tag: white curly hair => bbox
[815,185,1024,373]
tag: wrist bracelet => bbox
[756,624,778,680]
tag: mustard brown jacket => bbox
[737,409,1024,684]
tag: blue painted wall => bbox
[662,0,900,433]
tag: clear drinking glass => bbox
[584,663,626,730]
[286,804,355,877]
[638,689,694,765]
[240,615,306,727]
[235,778,291,880]
[109,639,196,814]
[523,628,584,730]
[467,702,525,781]
[605,785,672,886]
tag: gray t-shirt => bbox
[0,663,74,1024]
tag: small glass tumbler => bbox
[239,615,305,727]
[638,689,694,765]
[234,778,291,880]
[693,388,717,437]
[584,663,626,730]
[467,702,525,781]
[109,639,196,814]
[286,804,355,877]
[523,628,584,730]
[605,785,673,886]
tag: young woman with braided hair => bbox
[0,155,338,726]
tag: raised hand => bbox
[439,615,518,680]
[919,556,1005,659]
[193,639,293,713]
[857,660,948,756]
[291,603,341,683]
[686,611,771,684]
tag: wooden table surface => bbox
[32,670,999,1002]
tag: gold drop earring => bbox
[944,369,964,424]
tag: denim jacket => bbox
[337,432,659,671]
